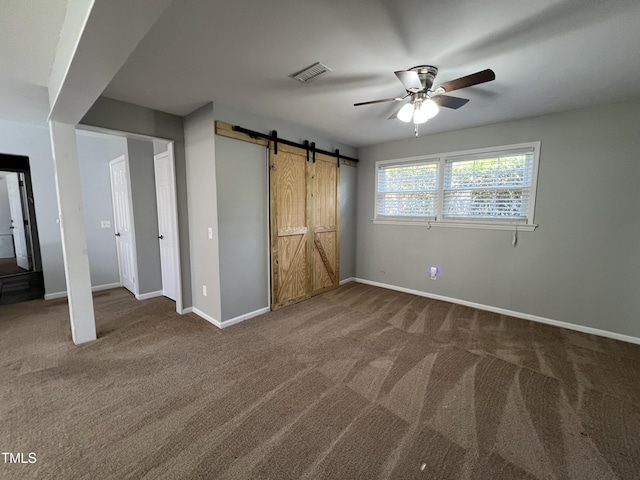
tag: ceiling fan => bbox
[354,65,495,134]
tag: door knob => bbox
[115,232,121,237]
[158,235,164,240]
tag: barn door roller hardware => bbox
[231,125,358,163]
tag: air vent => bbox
[291,62,332,82]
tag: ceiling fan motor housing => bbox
[410,65,438,91]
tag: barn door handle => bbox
[115,232,121,237]
[158,235,164,240]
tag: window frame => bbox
[374,157,441,223]
[373,141,540,231]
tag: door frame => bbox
[0,153,43,275]
[77,125,185,315]
[153,143,183,313]
[5,172,30,270]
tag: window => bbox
[376,160,439,220]
[374,142,540,230]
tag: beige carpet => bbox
[1,282,639,479]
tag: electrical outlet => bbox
[100,220,111,229]
[202,285,207,297]
[430,266,439,280]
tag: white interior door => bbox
[154,150,178,302]
[109,156,137,294]
[6,173,29,270]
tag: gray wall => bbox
[216,136,268,321]
[0,119,146,295]
[339,164,357,280]
[356,99,640,338]
[153,139,169,156]
[127,138,163,295]
[213,103,357,158]
[0,119,65,294]
[211,103,358,322]
[81,97,192,308]
[184,103,222,319]
[76,132,121,287]
[213,104,358,282]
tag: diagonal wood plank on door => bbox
[271,149,310,308]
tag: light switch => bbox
[207,227,213,239]
[101,220,111,229]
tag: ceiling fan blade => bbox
[434,69,495,93]
[432,95,470,109]
[394,70,423,91]
[354,97,402,107]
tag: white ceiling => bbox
[2,0,639,147]
[102,0,640,147]
[0,0,68,124]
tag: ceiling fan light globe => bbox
[397,103,414,123]
[422,99,440,119]
[412,105,430,124]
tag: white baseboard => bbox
[339,277,355,285]
[180,307,193,314]
[221,307,270,328]
[191,306,270,329]
[44,282,122,300]
[353,278,640,346]
[135,290,163,301]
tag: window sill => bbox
[372,219,538,231]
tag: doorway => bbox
[94,131,182,313]
[0,154,44,304]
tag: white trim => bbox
[191,306,270,329]
[372,219,537,231]
[374,141,541,230]
[372,218,433,227]
[45,292,69,300]
[339,277,355,285]
[180,307,193,314]
[92,282,122,293]
[135,290,163,300]
[352,278,640,346]
[44,282,122,300]
[222,307,270,328]
[430,221,537,231]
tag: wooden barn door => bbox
[311,156,339,295]
[270,146,339,309]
